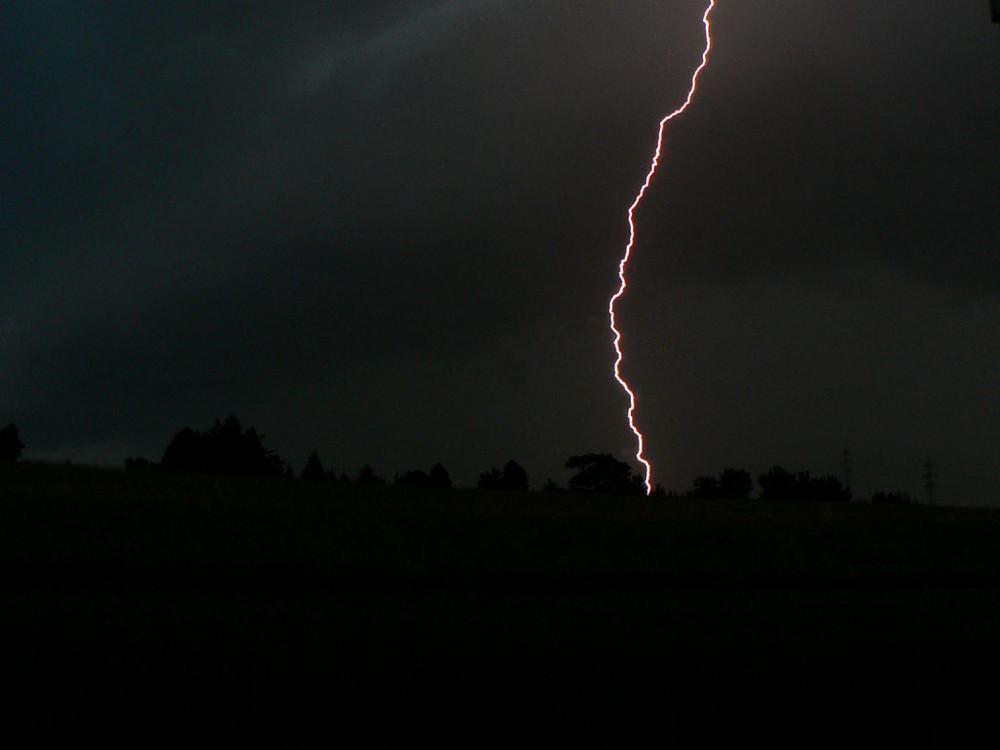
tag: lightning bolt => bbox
[609,0,716,495]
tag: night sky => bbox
[3,1,998,503]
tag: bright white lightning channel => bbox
[608,0,716,495]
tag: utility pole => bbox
[922,457,937,506]
[842,447,852,498]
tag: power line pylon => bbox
[923,457,937,506]
[842,447,853,498]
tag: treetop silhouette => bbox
[757,466,850,502]
[689,468,753,500]
[301,450,327,480]
[396,462,452,489]
[478,460,529,491]
[161,416,285,477]
[0,423,24,461]
[565,454,642,494]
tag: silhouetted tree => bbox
[0,424,24,461]
[396,469,432,487]
[689,475,720,499]
[872,490,912,505]
[124,457,152,470]
[162,427,204,473]
[301,450,326,480]
[797,472,851,502]
[478,468,503,489]
[719,468,754,499]
[478,460,529,491]
[689,469,753,499]
[758,466,850,502]
[757,466,799,501]
[356,464,385,485]
[161,416,284,476]
[565,454,642,494]
[428,462,452,489]
[395,464,451,489]
[501,460,529,491]
[204,416,281,476]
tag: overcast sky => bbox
[3,1,998,503]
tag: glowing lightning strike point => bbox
[609,0,716,495]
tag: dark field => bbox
[2,462,999,745]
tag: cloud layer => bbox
[3,1,997,502]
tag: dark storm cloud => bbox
[637,1,1000,289]
[2,2,998,502]
[2,0,698,390]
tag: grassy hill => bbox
[2,461,998,744]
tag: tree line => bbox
[126,416,652,494]
[2,418,913,503]
[687,466,851,502]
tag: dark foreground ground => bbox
[2,462,999,746]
